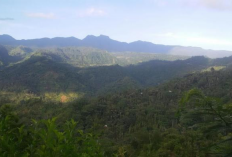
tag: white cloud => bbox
[78,7,106,17]
[179,0,232,11]
[26,13,56,19]
[198,0,232,9]
[148,0,232,11]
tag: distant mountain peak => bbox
[2,34,13,37]
[0,34,15,41]
[99,35,110,39]
[84,35,110,40]
[84,35,96,38]
[0,34,232,58]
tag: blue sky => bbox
[0,0,232,51]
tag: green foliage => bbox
[0,105,29,157]
[201,66,225,72]
[157,129,207,157]
[2,44,232,156]
[0,45,11,65]
[0,56,86,94]
[2,64,232,155]
[1,44,232,98]
[1,54,229,97]
[33,47,119,67]
[0,105,103,157]
[112,51,189,65]
[1,45,191,68]
[179,89,232,156]
[8,46,33,57]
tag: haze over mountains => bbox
[1,33,232,157]
[1,41,232,98]
[2,0,232,155]
[1,34,232,58]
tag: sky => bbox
[0,0,232,51]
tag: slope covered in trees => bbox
[1,53,232,100]
[1,64,232,156]
[1,45,120,67]
[0,45,189,68]
[0,45,11,66]
[1,42,232,156]
[112,51,189,65]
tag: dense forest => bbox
[1,44,232,156]
[1,65,232,156]
[0,45,188,67]
[1,45,232,98]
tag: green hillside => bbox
[0,45,11,66]
[0,45,190,68]
[8,46,34,57]
[112,51,189,65]
[1,44,232,156]
[33,47,119,67]
[1,64,232,156]
[1,46,120,67]
[1,54,232,100]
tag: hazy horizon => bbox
[1,0,232,51]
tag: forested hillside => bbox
[112,52,189,65]
[1,64,232,156]
[2,0,232,156]
[0,45,11,66]
[0,45,189,67]
[0,45,120,67]
[1,51,232,101]
[1,43,232,156]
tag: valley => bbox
[1,38,232,156]
[2,0,232,156]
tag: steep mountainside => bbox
[1,41,232,156]
[0,45,10,66]
[33,47,119,67]
[0,45,189,67]
[112,52,189,65]
[0,56,86,93]
[1,54,232,98]
[3,63,232,156]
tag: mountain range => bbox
[1,33,232,156]
[1,49,231,98]
[1,34,232,58]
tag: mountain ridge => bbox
[0,53,231,97]
[1,34,232,58]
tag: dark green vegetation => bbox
[0,43,231,99]
[1,42,232,156]
[0,45,188,67]
[0,45,11,66]
[0,105,103,157]
[112,51,189,65]
[1,45,119,67]
[1,65,232,156]
[0,44,191,98]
